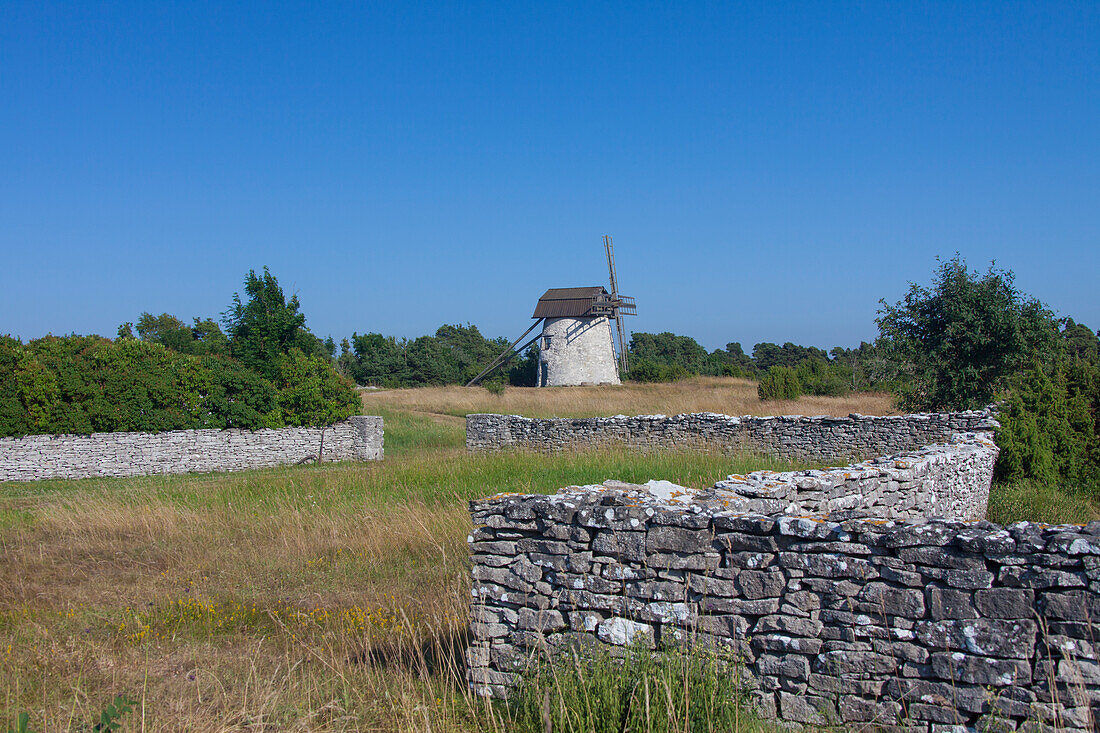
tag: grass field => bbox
[1,380,1095,731]
[0,384,824,732]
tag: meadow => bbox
[0,380,1094,731]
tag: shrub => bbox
[271,348,360,428]
[0,336,282,437]
[627,358,692,383]
[793,358,850,396]
[996,357,1099,489]
[757,366,802,401]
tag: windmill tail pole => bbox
[466,319,544,387]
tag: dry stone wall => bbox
[466,410,998,463]
[0,415,383,482]
[710,433,996,522]
[466,435,1100,731]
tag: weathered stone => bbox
[814,649,898,675]
[859,582,926,617]
[915,618,1037,658]
[919,566,995,589]
[778,691,833,725]
[1037,590,1100,620]
[930,651,1031,685]
[0,415,384,481]
[715,532,779,553]
[734,569,785,599]
[929,588,977,620]
[752,614,823,638]
[974,587,1035,619]
[592,530,645,561]
[998,565,1087,589]
[596,617,654,648]
[757,653,810,681]
[779,552,878,580]
[647,525,713,554]
[516,608,566,633]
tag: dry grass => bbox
[361,376,898,420]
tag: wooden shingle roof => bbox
[531,287,609,318]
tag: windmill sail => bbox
[603,235,635,376]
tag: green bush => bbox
[627,358,692,383]
[996,357,1099,489]
[270,348,360,428]
[757,366,802,401]
[0,336,281,437]
[793,358,850,396]
[876,255,1060,411]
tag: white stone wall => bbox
[0,416,383,482]
[538,316,620,387]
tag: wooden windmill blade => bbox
[604,235,634,375]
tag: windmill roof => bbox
[532,287,609,318]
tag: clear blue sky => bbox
[2,2,1097,351]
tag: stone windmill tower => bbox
[466,236,636,387]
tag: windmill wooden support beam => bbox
[465,318,544,387]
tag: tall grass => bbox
[507,643,773,733]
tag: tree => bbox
[0,335,280,437]
[628,332,709,375]
[221,267,320,379]
[875,255,1060,411]
[996,357,1099,487]
[135,312,229,357]
[508,345,540,386]
[271,348,360,459]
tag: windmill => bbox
[466,236,636,387]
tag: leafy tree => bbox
[508,345,540,387]
[222,267,321,379]
[705,342,755,377]
[349,332,410,386]
[793,358,850,397]
[876,255,1060,411]
[1061,319,1099,364]
[628,332,710,376]
[135,312,230,357]
[752,342,829,371]
[627,358,691,383]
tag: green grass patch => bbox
[0,448,809,514]
[506,642,776,733]
[987,479,1100,525]
[374,407,465,455]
